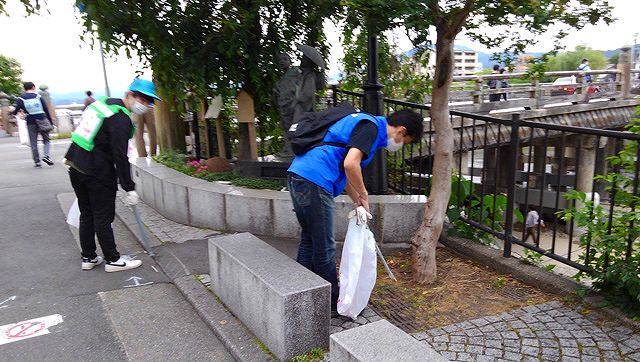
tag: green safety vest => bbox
[71,97,134,151]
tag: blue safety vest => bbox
[19,95,45,115]
[288,113,388,197]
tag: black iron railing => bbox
[332,86,640,274]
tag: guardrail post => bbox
[503,113,521,258]
[619,47,632,99]
[473,76,483,104]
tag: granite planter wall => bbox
[130,158,427,245]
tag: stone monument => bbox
[272,44,326,159]
[38,84,57,126]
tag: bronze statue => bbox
[272,44,325,158]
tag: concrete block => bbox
[334,196,353,241]
[188,182,232,230]
[330,320,448,362]
[209,233,331,361]
[225,190,274,236]
[376,195,426,244]
[272,195,301,238]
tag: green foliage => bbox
[153,150,284,191]
[0,54,23,96]
[446,174,523,247]
[560,110,640,316]
[609,53,620,66]
[492,277,506,289]
[0,0,41,15]
[546,46,608,72]
[290,347,325,362]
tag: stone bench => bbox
[209,233,331,361]
[330,320,448,362]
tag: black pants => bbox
[69,169,120,262]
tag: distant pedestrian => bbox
[499,68,509,101]
[83,90,96,110]
[488,65,502,102]
[132,108,157,157]
[524,208,545,244]
[577,58,592,83]
[64,78,160,272]
[11,82,54,168]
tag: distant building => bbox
[409,45,480,76]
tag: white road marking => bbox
[0,314,64,345]
[123,276,153,288]
[0,296,16,309]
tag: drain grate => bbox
[370,286,422,333]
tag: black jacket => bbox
[11,92,52,125]
[65,98,135,192]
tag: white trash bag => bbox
[67,198,80,228]
[337,215,377,320]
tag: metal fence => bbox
[333,87,640,274]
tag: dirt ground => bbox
[369,247,559,333]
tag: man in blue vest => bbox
[288,109,424,312]
[11,82,53,168]
[64,78,159,272]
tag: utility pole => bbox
[633,33,638,70]
[99,40,111,97]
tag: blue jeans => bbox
[288,173,338,306]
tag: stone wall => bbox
[130,158,427,244]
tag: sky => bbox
[0,0,638,96]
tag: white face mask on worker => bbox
[132,101,149,115]
[386,137,404,152]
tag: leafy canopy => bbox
[546,45,608,72]
[0,54,23,96]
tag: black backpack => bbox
[287,102,358,156]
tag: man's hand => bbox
[357,193,370,213]
[125,191,139,206]
[348,206,372,225]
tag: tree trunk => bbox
[411,27,456,284]
[154,85,185,152]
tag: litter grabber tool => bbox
[131,204,155,257]
[374,242,397,281]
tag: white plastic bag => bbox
[337,217,377,320]
[67,198,80,228]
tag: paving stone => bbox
[341,322,360,329]
[480,325,498,333]
[559,357,581,362]
[330,326,344,334]
[485,331,504,340]
[412,331,429,340]
[485,339,503,349]
[596,340,617,350]
[552,329,572,338]
[366,315,382,322]
[485,348,503,357]
[428,327,446,336]
[582,346,601,356]
[571,329,592,338]
[544,322,563,330]
[580,355,602,362]
[466,344,484,354]
[449,343,466,352]
[521,345,540,357]
[623,335,640,350]
[561,347,580,357]
[444,324,461,333]
[522,338,539,347]
[522,305,541,313]
[331,318,343,327]
[529,323,546,331]
[618,342,635,355]
[476,355,497,362]
[503,351,524,361]
[626,352,640,362]
[494,322,510,331]
[601,349,623,361]
[509,320,527,329]
[559,339,578,348]
[576,337,597,347]
[471,318,491,327]
[539,339,559,348]
[361,308,377,318]
[486,315,502,323]
[522,355,541,362]
[468,336,485,346]
[456,352,475,361]
[431,342,448,351]
[519,329,537,338]
[498,313,515,321]
[433,334,449,343]
[450,335,467,344]
[459,321,475,329]
[466,328,484,337]
[536,314,555,323]
[440,351,457,360]
[541,347,560,359]
[501,331,519,340]
[555,316,572,324]
[353,316,368,325]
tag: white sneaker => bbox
[104,256,142,273]
[81,256,104,270]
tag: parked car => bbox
[550,76,576,96]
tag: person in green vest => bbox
[64,78,159,272]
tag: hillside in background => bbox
[50,90,125,105]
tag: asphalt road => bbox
[0,136,232,361]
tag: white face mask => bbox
[132,101,149,115]
[386,137,404,152]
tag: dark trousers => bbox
[524,227,538,244]
[69,168,120,262]
[288,173,339,306]
[27,123,50,164]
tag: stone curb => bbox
[114,201,273,362]
[440,233,640,331]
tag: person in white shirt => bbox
[525,208,545,243]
